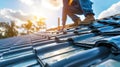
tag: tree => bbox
[22,20,33,34]
[0,21,18,38]
[37,18,47,31]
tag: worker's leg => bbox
[79,0,95,24]
[67,12,81,26]
[79,0,94,16]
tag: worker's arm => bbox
[62,0,68,29]
[62,7,67,27]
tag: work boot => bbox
[69,18,81,27]
[81,14,95,25]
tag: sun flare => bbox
[41,0,63,10]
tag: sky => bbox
[0,0,120,28]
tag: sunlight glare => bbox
[41,0,63,10]
[20,0,34,6]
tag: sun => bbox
[20,0,63,29]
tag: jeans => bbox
[79,0,94,17]
[67,0,94,22]
[62,0,94,26]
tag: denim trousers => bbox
[79,0,94,16]
[68,0,94,22]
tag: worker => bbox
[61,0,95,31]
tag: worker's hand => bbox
[61,27,64,31]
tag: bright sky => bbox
[0,0,120,28]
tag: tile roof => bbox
[0,14,120,67]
